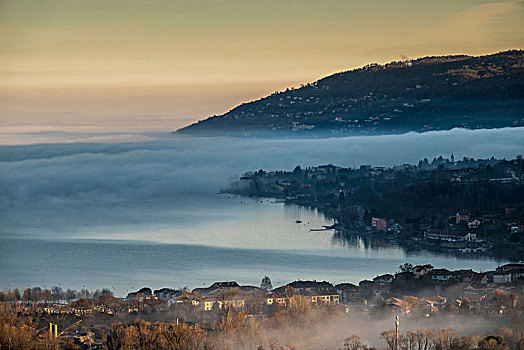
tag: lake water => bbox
[1,127,523,296]
[0,195,507,296]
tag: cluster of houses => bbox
[386,280,517,317]
[386,295,448,316]
[118,263,524,317]
[237,80,407,133]
[493,263,524,284]
[231,156,522,200]
[134,281,341,312]
[419,207,524,254]
[229,162,420,201]
[42,304,115,317]
[32,262,524,323]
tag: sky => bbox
[1,0,524,129]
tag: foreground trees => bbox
[2,300,524,349]
[0,304,59,350]
[381,328,473,350]
[105,320,214,350]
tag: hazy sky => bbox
[1,0,523,126]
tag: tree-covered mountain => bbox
[177,50,524,136]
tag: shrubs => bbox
[0,322,35,350]
[0,304,59,350]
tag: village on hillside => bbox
[178,50,524,136]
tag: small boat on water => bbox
[295,220,302,223]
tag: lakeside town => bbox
[2,262,524,349]
[226,155,524,260]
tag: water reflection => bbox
[332,230,399,251]
[331,228,507,265]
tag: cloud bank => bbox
[1,127,523,209]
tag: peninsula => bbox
[225,155,524,260]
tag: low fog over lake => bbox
[1,127,523,295]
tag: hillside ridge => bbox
[177,50,524,136]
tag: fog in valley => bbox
[2,127,523,209]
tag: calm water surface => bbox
[0,195,506,296]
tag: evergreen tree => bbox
[260,276,273,292]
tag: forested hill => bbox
[177,50,524,136]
